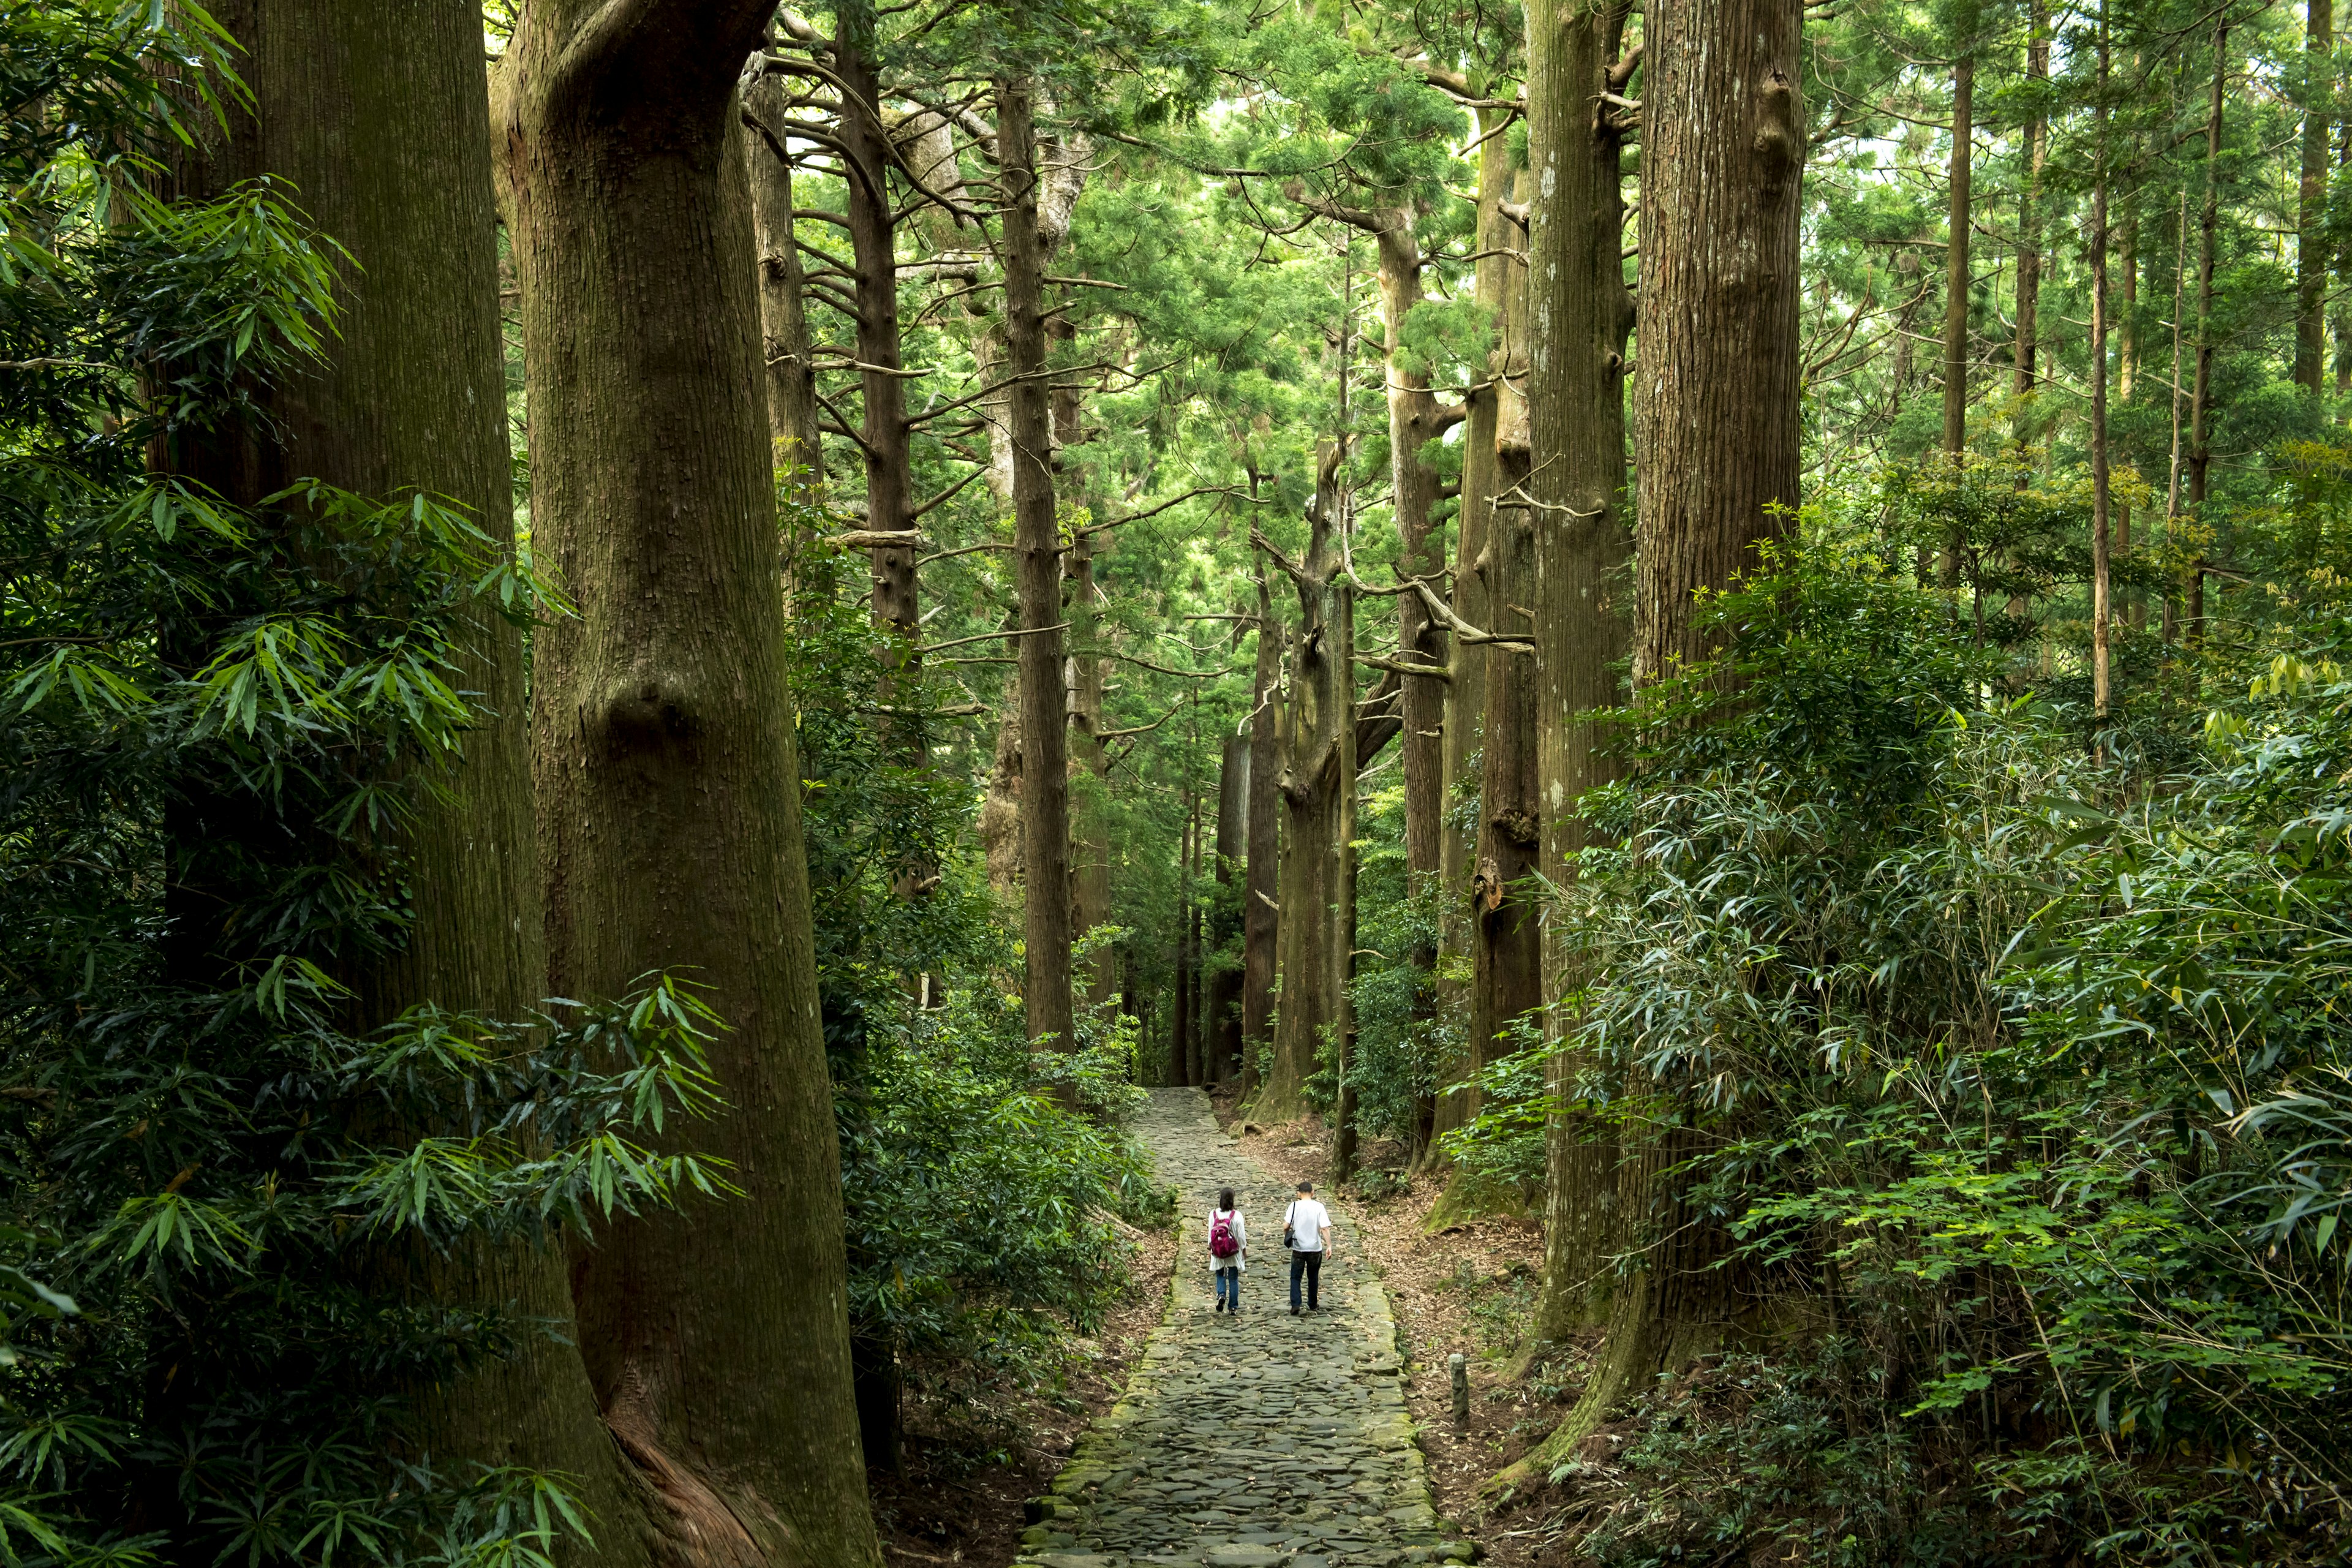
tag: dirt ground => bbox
[1207,1085,1593,1567]
[866,1212,1177,1568]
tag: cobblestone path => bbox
[1016,1088,1476,1568]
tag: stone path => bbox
[1016,1088,1476,1568]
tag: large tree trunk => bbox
[1525,0,1804,1476]
[2299,0,2335,399]
[164,4,650,1559]
[835,32,922,733]
[1001,77,1075,1052]
[1209,731,1250,1082]
[1252,446,1352,1126]
[502,4,881,1562]
[1515,1,1638,1381]
[1240,569,1283,1096]
[1469,161,1544,1179]
[744,70,821,500]
[1427,118,1513,1167]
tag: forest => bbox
[4,0,2352,1561]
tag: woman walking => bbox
[1208,1187,1246,1314]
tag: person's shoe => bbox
[1290,1306,1300,1316]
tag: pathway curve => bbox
[1016,1088,1476,1568]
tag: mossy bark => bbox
[163,2,650,1558]
[1251,447,1351,1127]
[502,4,881,1561]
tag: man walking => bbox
[1283,1180,1333,1314]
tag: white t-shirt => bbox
[1284,1197,1331,1253]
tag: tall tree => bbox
[744,67,822,500]
[1527,0,1804,1471]
[1209,729,1250,1080]
[1241,568,1283,1095]
[500,1,883,1559]
[1942,3,1976,461]
[2014,0,2047,446]
[165,1,649,1552]
[2299,0,2335,398]
[1523,0,1637,1364]
[1001,75,1077,1053]
[2187,10,2228,643]
[1251,444,1353,1123]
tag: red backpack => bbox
[1209,1210,1240,1259]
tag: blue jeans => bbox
[1215,1267,1240,1309]
[1289,1249,1323,1310]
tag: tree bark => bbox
[2300,0,2335,399]
[1240,568,1283,1096]
[1943,24,1975,459]
[2014,1,2045,444]
[1428,114,1513,1167]
[1522,0,1638,1371]
[168,5,652,1558]
[1521,0,1804,1477]
[1001,77,1075,1052]
[744,69,820,501]
[1209,731,1250,1082]
[835,31,922,736]
[1470,160,1542,1200]
[502,2,881,1560]
[2092,23,2112,725]
[1252,445,1351,1126]
[2188,12,2226,646]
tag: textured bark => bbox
[1518,0,1804,1476]
[1470,160,1542,1140]
[502,2,881,1561]
[1240,570,1283,1096]
[2092,27,2113,723]
[980,685,1024,899]
[835,34,921,733]
[2187,13,2225,648]
[1629,0,1804,690]
[2299,0,2335,398]
[1942,35,1973,458]
[1428,119,1513,1163]
[2013,2,2045,442]
[1253,447,1352,1126]
[1209,731,1250,1082]
[1524,0,1637,1360]
[744,70,820,500]
[1001,78,1075,1052]
[167,4,648,1559]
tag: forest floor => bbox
[869,1195,1178,1567]
[1210,1087,1593,1567]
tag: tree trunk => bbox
[2013,1,2045,445]
[2187,13,2225,648]
[1253,445,1351,1126]
[1469,161,1542,1199]
[1069,532,1115,1006]
[1001,77,1075,1052]
[1209,731,1250,1082]
[2300,0,2335,399]
[1241,569,1283,1096]
[1428,117,1512,1166]
[1523,0,1804,1476]
[744,69,821,500]
[502,2,881,1561]
[171,4,651,1558]
[1943,28,1974,459]
[1171,801,1194,1084]
[981,685,1024,900]
[836,34,922,741]
[1521,0,1638,1373]
[2092,23,2113,725]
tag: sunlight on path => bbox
[1016,1088,1477,1568]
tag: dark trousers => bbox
[1289,1248,1322,1310]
